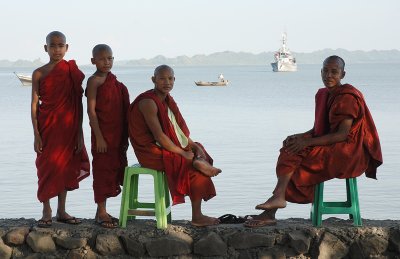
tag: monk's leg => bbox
[40,200,52,221]
[255,171,294,210]
[190,198,219,227]
[192,158,221,177]
[56,190,81,223]
[95,200,116,227]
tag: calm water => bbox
[0,64,399,221]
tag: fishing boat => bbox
[14,72,32,86]
[195,74,228,86]
[271,33,297,72]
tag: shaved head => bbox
[323,55,345,71]
[46,31,66,44]
[92,44,113,57]
[154,64,174,76]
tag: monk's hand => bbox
[181,150,195,160]
[283,134,298,147]
[96,137,107,153]
[75,134,83,154]
[34,134,43,153]
[285,137,309,154]
[192,145,206,160]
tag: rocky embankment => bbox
[0,217,399,258]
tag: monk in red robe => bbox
[128,65,221,226]
[86,44,130,228]
[31,31,90,227]
[245,56,383,227]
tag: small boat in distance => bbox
[271,32,297,72]
[195,74,228,86]
[14,72,32,86]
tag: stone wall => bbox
[0,217,399,258]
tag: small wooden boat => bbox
[14,72,32,86]
[195,74,228,86]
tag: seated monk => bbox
[128,64,222,227]
[245,55,383,227]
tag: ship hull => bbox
[271,61,297,72]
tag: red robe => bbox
[128,90,216,205]
[36,60,90,202]
[276,84,383,203]
[86,72,130,203]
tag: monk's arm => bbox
[139,99,194,160]
[285,118,353,154]
[86,77,107,153]
[31,69,42,153]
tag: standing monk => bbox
[31,31,90,227]
[86,44,130,228]
[128,65,221,227]
[245,56,383,227]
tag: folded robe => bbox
[86,72,130,203]
[128,90,216,205]
[36,60,90,202]
[276,84,383,203]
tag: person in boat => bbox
[244,55,383,228]
[85,44,130,228]
[128,64,222,227]
[31,31,90,228]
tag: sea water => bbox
[0,63,399,221]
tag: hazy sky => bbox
[1,0,398,65]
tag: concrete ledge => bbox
[0,217,399,258]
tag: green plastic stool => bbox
[310,177,362,227]
[119,164,172,229]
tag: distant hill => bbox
[2,49,400,67]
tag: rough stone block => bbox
[95,234,125,256]
[26,231,56,253]
[5,227,30,246]
[228,232,275,249]
[389,228,400,253]
[194,232,227,256]
[120,235,145,257]
[318,232,348,259]
[288,230,311,254]
[145,236,192,257]
[259,247,286,259]
[0,238,12,259]
[349,234,388,258]
[55,236,87,249]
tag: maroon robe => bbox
[276,84,383,203]
[86,72,130,203]
[36,60,90,202]
[128,90,216,205]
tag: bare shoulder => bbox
[138,98,157,114]
[86,75,103,94]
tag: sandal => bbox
[56,216,82,225]
[95,219,117,229]
[218,214,247,224]
[37,219,52,228]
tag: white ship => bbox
[271,33,297,72]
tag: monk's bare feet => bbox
[255,196,287,210]
[193,158,222,177]
[191,215,220,227]
[243,210,277,228]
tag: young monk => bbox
[86,44,130,228]
[128,64,221,227]
[245,55,383,227]
[31,31,90,228]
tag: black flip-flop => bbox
[56,217,82,225]
[218,214,247,224]
[95,219,117,229]
[37,219,52,228]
